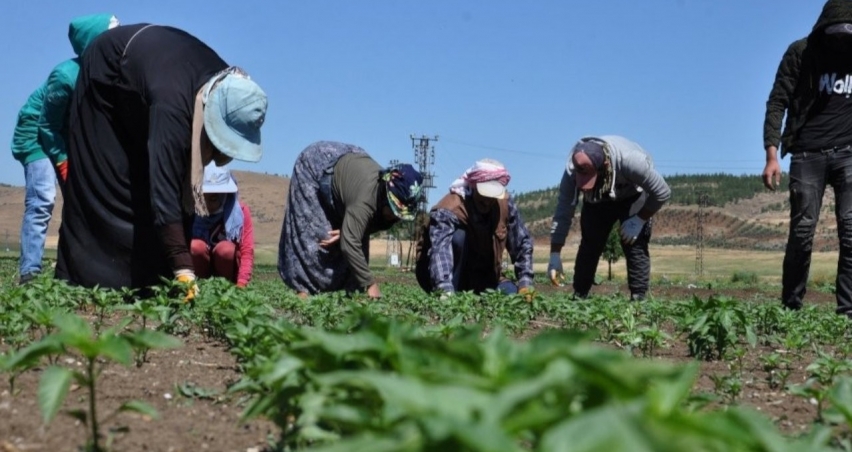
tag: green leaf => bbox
[126,330,182,351]
[52,313,93,340]
[260,356,303,386]
[96,335,133,365]
[38,366,73,423]
[647,363,699,416]
[3,337,63,371]
[118,400,159,419]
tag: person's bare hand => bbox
[319,230,340,248]
[366,283,382,299]
[762,160,782,191]
[762,148,782,191]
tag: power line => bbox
[441,137,563,159]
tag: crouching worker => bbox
[191,164,254,288]
[548,136,671,301]
[415,159,535,299]
[278,141,423,298]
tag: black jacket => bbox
[764,0,852,156]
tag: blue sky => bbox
[0,1,821,202]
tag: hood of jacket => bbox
[812,0,852,34]
[69,13,118,56]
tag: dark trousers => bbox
[783,147,852,315]
[573,193,651,298]
[416,229,518,295]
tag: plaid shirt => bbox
[427,197,534,292]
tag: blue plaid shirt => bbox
[427,196,534,292]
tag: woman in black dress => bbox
[56,24,268,297]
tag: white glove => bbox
[547,252,565,286]
[620,216,646,245]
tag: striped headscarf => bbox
[449,159,511,198]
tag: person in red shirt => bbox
[191,164,254,287]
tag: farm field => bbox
[1,256,852,451]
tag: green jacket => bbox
[11,13,117,165]
[763,0,852,156]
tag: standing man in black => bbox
[763,0,852,317]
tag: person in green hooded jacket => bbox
[10,13,118,284]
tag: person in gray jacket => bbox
[547,135,671,300]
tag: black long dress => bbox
[56,24,228,289]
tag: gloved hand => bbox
[174,269,199,303]
[56,160,68,183]
[620,216,646,245]
[547,252,565,286]
[519,286,535,303]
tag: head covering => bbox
[449,159,511,199]
[203,67,268,163]
[569,141,606,191]
[202,163,238,193]
[813,0,852,34]
[826,23,852,34]
[382,164,423,221]
[68,14,119,56]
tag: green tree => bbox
[603,224,624,280]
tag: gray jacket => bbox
[550,135,671,246]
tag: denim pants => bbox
[573,192,651,299]
[783,147,852,315]
[20,158,56,276]
[416,229,519,295]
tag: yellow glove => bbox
[174,269,199,303]
[519,286,535,303]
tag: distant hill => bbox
[0,171,289,253]
[0,171,841,252]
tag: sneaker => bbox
[630,293,646,302]
[18,273,36,285]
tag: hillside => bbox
[0,171,289,252]
[515,173,840,252]
[0,171,841,253]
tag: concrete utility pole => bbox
[695,192,708,276]
[404,135,438,268]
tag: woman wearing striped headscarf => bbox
[278,141,423,298]
[415,159,535,298]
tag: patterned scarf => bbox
[382,163,423,221]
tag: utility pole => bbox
[695,192,708,276]
[404,135,438,268]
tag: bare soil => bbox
[1,329,276,452]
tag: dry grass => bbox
[368,239,839,283]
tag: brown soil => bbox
[1,329,276,452]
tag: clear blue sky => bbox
[0,1,820,202]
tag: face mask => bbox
[824,33,852,51]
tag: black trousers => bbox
[783,147,852,315]
[573,192,652,298]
